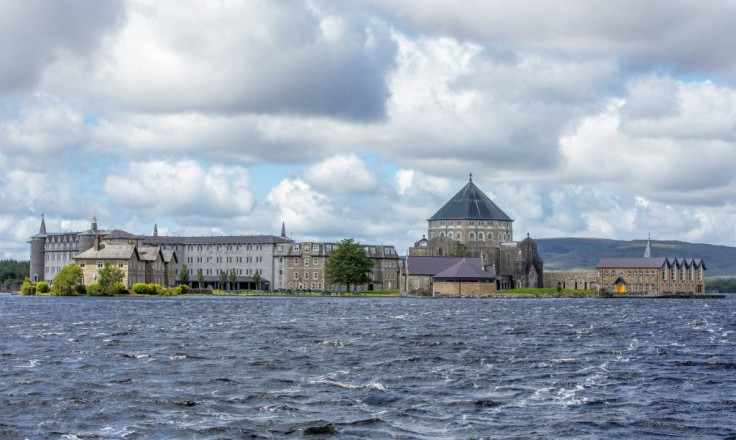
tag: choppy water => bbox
[1,293,735,439]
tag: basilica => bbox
[403,175,544,295]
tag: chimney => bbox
[480,252,487,271]
[93,233,100,251]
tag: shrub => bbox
[132,283,151,295]
[36,281,50,293]
[19,278,36,295]
[149,283,164,295]
[86,283,103,296]
[179,284,190,294]
[113,282,128,295]
[161,286,181,296]
[75,284,87,295]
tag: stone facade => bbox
[273,241,400,292]
[596,257,706,296]
[543,270,598,291]
[433,280,497,297]
[75,243,147,288]
[407,177,544,291]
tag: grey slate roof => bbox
[428,180,512,221]
[139,235,291,246]
[433,259,496,280]
[405,256,482,276]
[75,243,138,260]
[596,257,706,269]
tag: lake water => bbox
[1,293,735,439]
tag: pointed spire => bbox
[281,221,286,238]
[39,214,47,235]
[153,223,159,237]
[644,233,652,258]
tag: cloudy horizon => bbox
[3,0,736,260]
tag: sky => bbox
[3,0,736,260]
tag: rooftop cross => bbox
[469,172,473,182]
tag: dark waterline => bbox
[1,295,735,439]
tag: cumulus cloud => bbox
[103,159,255,218]
[0,0,124,92]
[302,154,380,194]
[42,0,397,121]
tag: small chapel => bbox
[405,174,544,292]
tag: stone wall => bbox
[433,280,497,297]
[543,270,598,290]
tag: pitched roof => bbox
[428,180,512,221]
[75,243,138,260]
[139,235,292,246]
[406,256,483,276]
[597,257,707,270]
[434,259,496,280]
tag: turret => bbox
[28,215,48,282]
[281,221,286,238]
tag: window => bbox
[478,232,484,241]
[469,232,476,241]
[118,262,124,268]
[294,273,299,280]
[294,258,299,265]
[312,258,318,265]
[80,262,85,268]
[277,245,283,252]
[97,261,103,268]
[662,266,668,281]
[305,258,310,267]
[304,244,310,252]
[293,244,300,251]
[690,266,694,281]
[313,272,318,280]
[698,266,703,281]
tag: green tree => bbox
[179,264,189,285]
[197,268,204,288]
[325,238,374,293]
[98,262,124,295]
[52,265,83,296]
[253,271,261,290]
[219,270,227,290]
[229,268,237,291]
[19,277,36,295]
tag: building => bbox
[29,216,291,290]
[273,241,400,292]
[596,237,707,295]
[405,174,543,293]
[74,241,147,288]
[402,255,496,297]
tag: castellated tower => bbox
[28,215,48,283]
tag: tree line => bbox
[0,260,29,286]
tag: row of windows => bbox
[434,220,511,228]
[46,252,75,261]
[186,244,264,252]
[437,231,510,242]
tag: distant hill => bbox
[536,238,736,278]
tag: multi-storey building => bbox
[596,237,707,296]
[273,241,400,292]
[29,216,292,290]
[143,233,291,290]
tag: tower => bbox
[28,215,47,282]
[644,233,652,258]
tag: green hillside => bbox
[536,238,736,278]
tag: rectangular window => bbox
[97,261,103,268]
[80,262,85,268]
[277,245,283,252]
[313,272,318,280]
[118,262,124,268]
[293,244,300,251]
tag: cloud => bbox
[302,154,380,194]
[103,159,255,218]
[41,0,398,121]
[368,1,736,75]
[0,0,124,92]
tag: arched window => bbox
[469,232,476,241]
[440,232,445,238]
[478,232,485,241]
[448,232,453,239]
[488,232,493,241]
[456,233,462,242]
